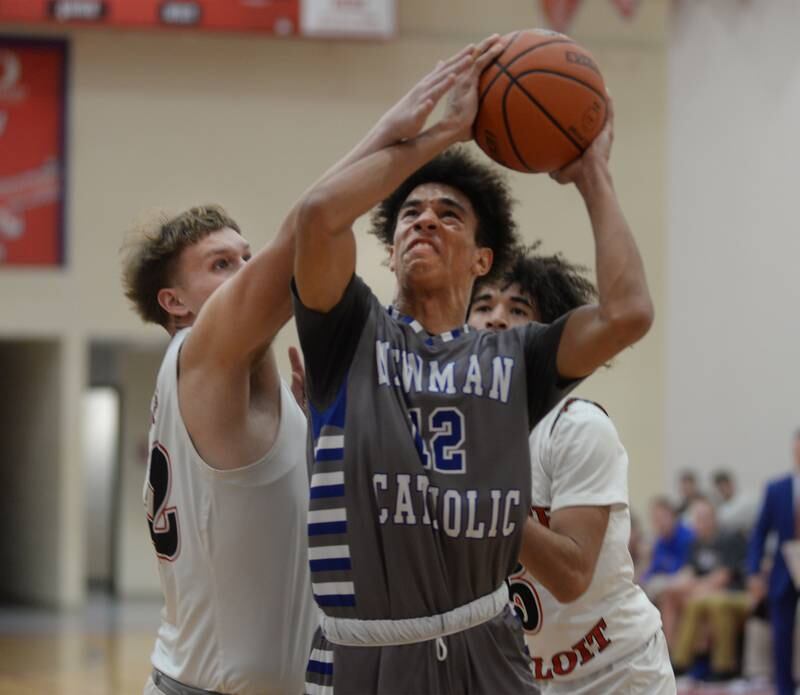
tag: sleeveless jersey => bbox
[144,329,317,695]
[509,398,662,683]
[293,274,577,621]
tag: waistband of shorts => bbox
[320,583,509,647]
[151,669,225,695]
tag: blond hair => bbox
[121,205,241,327]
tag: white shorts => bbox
[538,630,676,695]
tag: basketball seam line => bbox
[501,82,534,172]
[478,37,575,106]
[514,68,607,101]
[496,61,584,154]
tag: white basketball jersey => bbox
[144,329,317,695]
[511,398,662,684]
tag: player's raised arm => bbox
[550,100,654,379]
[294,35,507,313]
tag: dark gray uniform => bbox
[294,275,577,695]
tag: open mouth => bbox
[406,239,437,254]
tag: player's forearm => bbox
[579,163,653,346]
[298,123,459,239]
[519,518,593,603]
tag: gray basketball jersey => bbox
[294,275,576,622]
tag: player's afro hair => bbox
[473,242,597,323]
[369,147,518,284]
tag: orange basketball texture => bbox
[474,29,607,173]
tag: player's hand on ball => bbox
[441,34,508,143]
[377,43,475,143]
[550,95,615,186]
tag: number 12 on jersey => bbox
[408,407,466,473]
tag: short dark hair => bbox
[679,470,697,483]
[369,147,517,283]
[712,470,733,486]
[651,495,676,515]
[472,242,597,323]
[122,205,241,327]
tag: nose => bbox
[485,307,508,330]
[414,207,439,232]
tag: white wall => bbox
[666,0,800,499]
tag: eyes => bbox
[212,254,251,271]
[400,207,461,223]
[472,304,531,318]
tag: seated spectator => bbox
[712,469,759,537]
[677,469,703,518]
[641,496,695,600]
[662,496,749,679]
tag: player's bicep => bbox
[294,207,357,313]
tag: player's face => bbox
[389,183,491,293]
[650,504,675,538]
[690,501,716,540]
[468,282,539,331]
[163,228,251,325]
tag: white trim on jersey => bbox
[313,581,356,596]
[309,545,351,560]
[308,508,347,524]
[309,649,334,664]
[314,435,345,456]
[311,472,345,488]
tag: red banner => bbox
[0,37,67,266]
[0,1,301,35]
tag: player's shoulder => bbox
[551,397,611,431]
[547,397,621,449]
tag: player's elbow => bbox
[297,189,337,240]
[551,568,593,604]
[606,297,654,346]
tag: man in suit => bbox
[747,429,800,695]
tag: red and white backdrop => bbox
[0,0,396,38]
[540,0,640,32]
[0,37,67,267]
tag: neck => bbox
[394,283,471,335]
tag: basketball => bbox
[474,29,608,173]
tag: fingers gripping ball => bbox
[474,29,607,173]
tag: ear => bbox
[388,245,396,273]
[472,247,493,278]
[157,287,190,319]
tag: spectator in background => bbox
[712,469,759,537]
[629,510,649,583]
[746,429,800,695]
[677,470,702,517]
[642,496,695,600]
[666,496,749,679]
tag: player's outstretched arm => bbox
[294,35,507,313]
[181,61,465,371]
[549,99,654,379]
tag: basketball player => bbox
[292,33,653,694]
[120,63,469,691]
[468,247,675,694]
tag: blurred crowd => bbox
[629,430,800,693]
